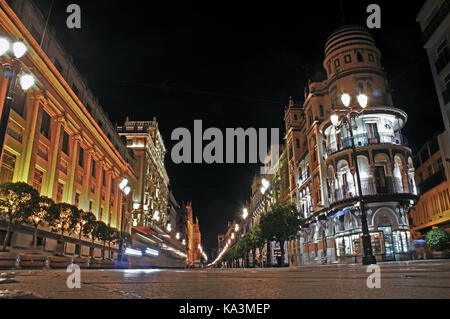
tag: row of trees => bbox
[0,182,131,258]
[221,203,305,268]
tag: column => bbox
[81,149,93,211]
[43,115,64,198]
[105,167,113,225]
[16,92,41,183]
[64,132,81,204]
[94,159,104,221]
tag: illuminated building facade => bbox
[410,135,450,236]
[285,25,419,264]
[411,0,450,236]
[184,201,203,266]
[0,0,136,254]
[116,117,170,229]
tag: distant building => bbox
[184,201,202,266]
[116,117,170,229]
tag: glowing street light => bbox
[341,92,351,107]
[357,94,368,108]
[0,38,10,56]
[176,233,180,240]
[234,224,239,232]
[242,208,248,219]
[12,41,27,58]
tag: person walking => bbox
[413,237,427,260]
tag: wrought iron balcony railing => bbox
[328,177,413,205]
[326,132,408,157]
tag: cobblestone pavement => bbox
[0,260,449,299]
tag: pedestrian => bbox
[413,237,427,260]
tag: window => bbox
[436,39,450,74]
[102,169,106,186]
[334,59,340,68]
[319,105,324,118]
[366,123,379,140]
[296,139,300,149]
[89,200,93,212]
[294,114,298,121]
[308,110,313,126]
[61,131,69,155]
[75,193,80,207]
[99,207,103,221]
[78,146,84,167]
[344,55,351,63]
[91,160,96,178]
[32,168,43,193]
[12,85,26,117]
[368,54,374,62]
[40,110,51,139]
[0,150,16,183]
[357,52,364,62]
[56,182,64,203]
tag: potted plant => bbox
[425,229,449,259]
[0,182,38,269]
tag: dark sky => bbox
[33,0,443,255]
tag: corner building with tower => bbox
[284,26,419,264]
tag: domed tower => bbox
[323,25,393,108]
[295,25,419,265]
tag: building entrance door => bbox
[379,226,395,261]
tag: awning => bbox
[133,226,157,236]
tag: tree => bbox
[259,203,304,267]
[47,203,79,256]
[0,182,38,251]
[26,196,54,252]
[247,225,265,267]
[104,226,119,259]
[75,211,96,257]
[91,220,108,259]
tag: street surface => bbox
[0,260,449,299]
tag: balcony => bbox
[329,177,414,205]
[326,132,408,157]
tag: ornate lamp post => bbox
[117,178,131,263]
[0,37,35,158]
[330,93,377,265]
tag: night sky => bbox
[33,0,443,255]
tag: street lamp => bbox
[117,177,131,263]
[242,208,248,220]
[330,93,376,265]
[0,37,35,161]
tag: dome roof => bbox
[325,25,376,57]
